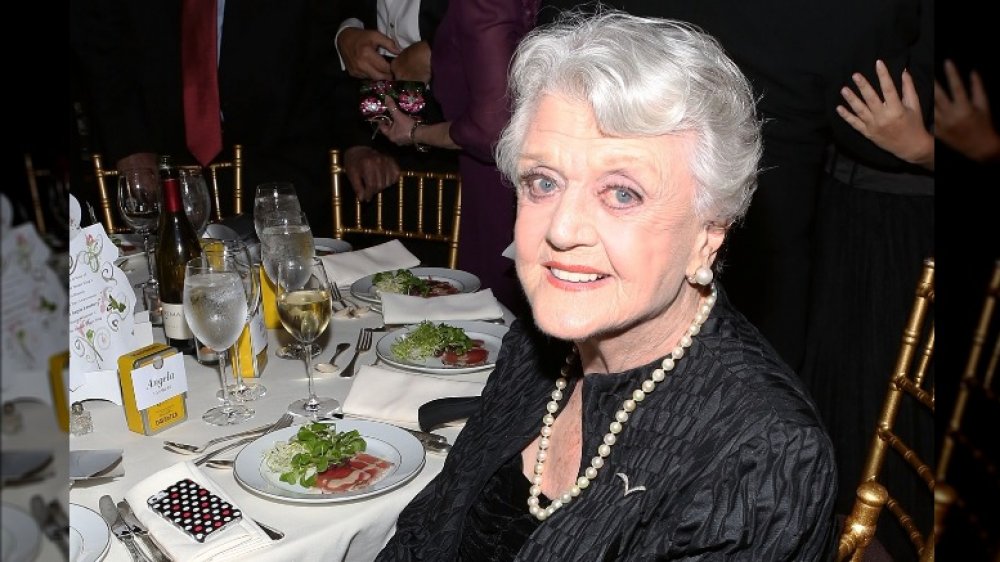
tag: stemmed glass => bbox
[183,258,254,425]
[275,257,339,419]
[253,182,301,240]
[117,168,162,320]
[259,211,318,359]
[201,239,267,401]
[179,167,212,236]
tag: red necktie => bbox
[181,0,223,167]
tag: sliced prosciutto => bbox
[410,278,461,297]
[315,453,394,493]
[440,339,488,367]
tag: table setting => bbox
[62,185,513,561]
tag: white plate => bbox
[376,320,508,375]
[113,252,148,277]
[350,267,481,304]
[69,504,111,562]
[314,238,353,257]
[0,504,40,562]
[233,419,425,504]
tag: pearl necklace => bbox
[526,285,717,521]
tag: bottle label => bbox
[162,302,193,339]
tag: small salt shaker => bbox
[2,402,22,434]
[69,401,94,436]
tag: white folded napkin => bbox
[124,461,272,562]
[380,289,504,325]
[342,365,485,426]
[319,239,420,287]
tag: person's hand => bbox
[836,60,934,169]
[935,59,1000,163]
[390,41,432,83]
[376,97,419,146]
[116,152,157,173]
[337,28,400,81]
[343,145,400,202]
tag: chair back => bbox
[24,153,51,234]
[838,257,936,562]
[91,152,125,233]
[330,148,461,268]
[935,259,1000,556]
[90,144,243,233]
[207,144,243,219]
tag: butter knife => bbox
[117,500,172,562]
[30,495,69,560]
[99,495,152,562]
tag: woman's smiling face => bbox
[514,94,722,345]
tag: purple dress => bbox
[431,0,539,314]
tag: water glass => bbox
[183,259,254,425]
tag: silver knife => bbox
[117,500,172,562]
[328,414,451,453]
[30,495,69,560]
[99,495,153,562]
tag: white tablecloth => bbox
[69,303,506,561]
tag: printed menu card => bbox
[67,194,150,403]
[0,194,68,403]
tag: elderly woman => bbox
[376,11,837,561]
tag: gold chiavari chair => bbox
[24,152,50,235]
[838,257,936,562]
[207,144,243,220]
[935,259,1000,558]
[330,148,462,268]
[91,144,243,233]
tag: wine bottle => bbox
[155,156,202,354]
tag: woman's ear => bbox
[700,223,727,269]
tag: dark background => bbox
[5,1,1000,559]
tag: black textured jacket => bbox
[377,287,838,561]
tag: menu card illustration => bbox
[0,193,68,403]
[67,194,149,403]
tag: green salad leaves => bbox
[270,422,367,488]
[390,321,474,361]
[372,269,430,296]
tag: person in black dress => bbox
[377,12,837,560]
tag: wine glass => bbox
[183,258,254,425]
[259,211,318,359]
[275,257,338,419]
[201,239,267,401]
[253,182,301,241]
[179,167,212,236]
[117,168,162,320]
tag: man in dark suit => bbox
[71,0,398,236]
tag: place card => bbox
[117,343,188,435]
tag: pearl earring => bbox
[693,266,713,286]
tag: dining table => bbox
[68,279,512,561]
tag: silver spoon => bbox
[314,342,351,374]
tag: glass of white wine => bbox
[275,256,338,419]
[259,211,319,359]
[183,258,254,425]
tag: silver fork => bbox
[340,328,373,378]
[330,283,350,310]
[163,422,275,454]
[193,413,294,466]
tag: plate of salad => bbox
[233,419,425,504]
[376,320,508,375]
[350,267,481,304]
